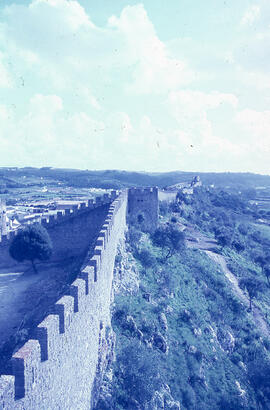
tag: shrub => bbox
[248,358,270,404]
[126,227,142,251]
[136,248,156,269]
[116,339,163,405]
[181,386,196,408]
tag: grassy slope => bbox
[103,226,270,409]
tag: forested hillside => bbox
[1,167,270,190]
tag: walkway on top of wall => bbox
[0,193,117,373]
[0,256,84,374]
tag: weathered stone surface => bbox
[179,309,192,323]
[123,315,138,334]
[217,328,235,353]
[188,345,197,354]
[146,385,180,410]
[159,313,168,332]
[152,333,168,353]
[143,293,151,302]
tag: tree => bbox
[9,224,53,274]
[216,228,232,249]
[152,224,185,261]
[239,276,265,311]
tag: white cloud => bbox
[236,109,270,153]
[169,90,238,114]
[237,69,270,90]
[0,0,268,174]
[241,5,260,26]
[0,53,12,88]
[0,94,107,167]
[107,4,194,94]
[236,1,270,74]
[1,1,193,97]
[167,90,242,158]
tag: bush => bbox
[232,240,245,252]
[248,358,270,404]
[181,386,196,408]
[116,339,163,405]
[136,248,156,269]
[126,227,142,250]
[215,227,233,248]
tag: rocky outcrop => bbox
[217,328,235,353]
[152,333,168,353]
[113,239,140,295]
[159,313,168,332]
[146,385,181,410]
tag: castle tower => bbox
[127,187,159,233]
[0,199,7,238]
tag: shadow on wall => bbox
[0,193,117,270]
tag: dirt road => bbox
[184,223,270,339]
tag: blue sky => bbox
[0,0,269,174]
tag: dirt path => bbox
[183,223,270,339]
[0,267,39,346]
[0,259,77,372]
[205,250,270,339]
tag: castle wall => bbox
[0,195,115,269]
[0,200,7,238]
[0,191,127,409]
[127,187,158,233]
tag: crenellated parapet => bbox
[0,190,127,409]
[0,191,118,248]
[128,187,158,195]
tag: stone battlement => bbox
[0,190,127,409]
[128,186,158,195]
[0,191,117,247]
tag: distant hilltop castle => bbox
[165,175,202,194]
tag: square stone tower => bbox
[0,199,7,237]
[127,187,159,233]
